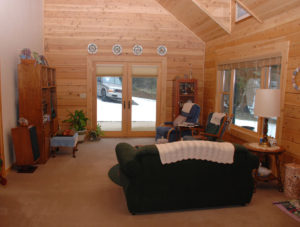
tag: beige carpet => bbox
[0,138,298,227]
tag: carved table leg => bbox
[72,144,78,158]
[52,147,59,158]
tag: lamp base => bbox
[259,141,271,147]
[259,118,271,147]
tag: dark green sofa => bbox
[115,142,259,214]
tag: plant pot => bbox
[77,130,87,142]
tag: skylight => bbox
[236,2,250,22]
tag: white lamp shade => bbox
[254,89,280,117]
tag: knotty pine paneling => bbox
[44,0,205,126]
[204,7,300,163]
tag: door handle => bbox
[128,100,131,110]
[123,100,126,109]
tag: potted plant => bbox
[88,124,104,141]
[63,110,88,142]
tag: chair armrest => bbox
[166,127,176,141]
[160,121,173,126]
[193,132,218,140]
[115,143,141,177]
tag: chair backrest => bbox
[180,104,201,123]
[205,113,233,140]
[218,114,233,140]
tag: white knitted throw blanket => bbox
[156,141,235,165]
[210,112,226,125]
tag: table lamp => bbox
[254,89,280,147]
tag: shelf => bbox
[173,78,198,118]
[179,94,195,96]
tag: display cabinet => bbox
[173,79,198,118]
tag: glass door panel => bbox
[96,64,124,132]
[131,77,157,131]
[130,65,158,132]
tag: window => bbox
[236,2,250,22]
[218,57,281,138]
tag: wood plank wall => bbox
[44,0,205,127]
[204,6,300,163]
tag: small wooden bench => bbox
[50,133,78,158]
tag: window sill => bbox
[228,125,259,143]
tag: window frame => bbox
[216,59,281,140]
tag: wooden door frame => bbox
[0,64,5,176]
[87,55,167,137]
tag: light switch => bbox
[80,93,86,98]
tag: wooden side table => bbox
[176,124,203,140]
[243,142,285,192]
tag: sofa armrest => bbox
[115,143,141,177]
[233,144,259,170]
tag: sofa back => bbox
[116,142,258,178]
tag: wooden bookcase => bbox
[173,79,198,119]
[18,62,58,163]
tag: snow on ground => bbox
[97,97,156,122]
[235,119,276,137]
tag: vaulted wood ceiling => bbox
[156,0,300,42]
[156,0,230,42]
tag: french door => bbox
[95,62,161,137]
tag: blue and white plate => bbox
[112,44,122,56]
[157,45,167,56]
[88,43,98,54]
[133,44,143,56]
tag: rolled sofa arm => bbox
[233,144,259,170]
[115,143,141,177]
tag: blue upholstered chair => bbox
[184,112,233,141]
[155,103,201,142]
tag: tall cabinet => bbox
[173,79,198,119]
[18,62,58,163]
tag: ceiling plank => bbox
[239,0,300,21]
[192,0,231,33]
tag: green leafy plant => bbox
[88,124,104,141]
[63,110,88,131]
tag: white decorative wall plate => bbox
[133,44,143,56]
[112,44,122,55]
[292,67,300,91]
[157,45,167,56]
[87,43,98,54]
